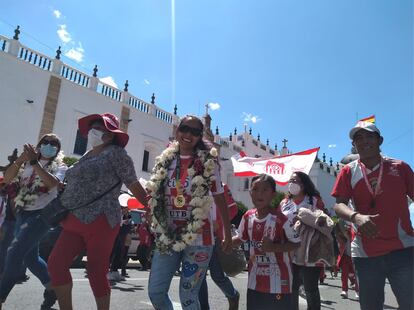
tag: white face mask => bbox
[87,128,104,148]
[288,182,302,196]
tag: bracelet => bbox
[350,211,359,223]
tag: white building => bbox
[0,27,342,211]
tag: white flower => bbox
[182,233,197,245]
[155,168,167,180]
[187,168,195,177]
[145,181,157,192]
[189,197,203,207]
[192,176,204,186]
[159,233,169,244]
[209,148,218,157]
[172,241,186,252]
[148,198,157,208]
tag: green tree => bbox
[63,156,79,167]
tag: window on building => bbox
[244,178,249,191]
[73,130,87,155]
[142,150,149,172]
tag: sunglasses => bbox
[178,125,203,137]
[41,140,59,147]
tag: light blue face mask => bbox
[40,143,58,158]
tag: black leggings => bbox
[291,264,322,310]
[246,289,291,310]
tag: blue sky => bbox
[0,0,412,166]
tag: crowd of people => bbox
[0,113,412,310]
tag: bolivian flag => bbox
[359,115,375,124]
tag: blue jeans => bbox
[148,245,213,310]
[199,241,238,310]
[0,210,51,301]
[353,247,414,310]
[0,220,26,277]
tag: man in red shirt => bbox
[332,121,414,310]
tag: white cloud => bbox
[99,76,118,88]
[64,43,85,63]
[328,144,337,148]
[144,79,150,85]
[243,112,261,124]
[57,24,71,43]
[53,10,62,19]
[208,102,220,111]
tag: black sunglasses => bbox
[41,140,59,147]
[178,125,203,137]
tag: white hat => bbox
[349,121,381,140]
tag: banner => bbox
[231,147,320,185]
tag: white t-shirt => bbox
[19,160,67,211]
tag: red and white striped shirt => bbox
[165,155,223,246]
[237,209,300,294]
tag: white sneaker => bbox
[112,271,125,281]
[340,291,348,298]
[355,292,359,300]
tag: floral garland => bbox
[146,141,219,253]
[14,151,65,208]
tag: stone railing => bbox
[0,31,178,126]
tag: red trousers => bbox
[339,254,359,292]
[48,214,119,297]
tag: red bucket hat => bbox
[78,113,129,148]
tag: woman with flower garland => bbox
[147,115,232,310]
[0,134,67,310]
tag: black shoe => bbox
[40,289,57,310]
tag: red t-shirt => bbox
[237,209,300,294]
[165,155,223,247]
[331,158,414,257]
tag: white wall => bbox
[0,52,50,159]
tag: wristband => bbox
[29,159,39,166]
[350,211,359,223]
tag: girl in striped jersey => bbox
[232,174,300,310]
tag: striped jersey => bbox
[237,209,300,294]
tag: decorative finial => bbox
[174,104,177,115]
[229,132,233,141]
[55,46,61,60]
[215,126,219,135]
[266,139,269,146]
[93,65,98,77]
[257,134,260,141]
[242,140,245,147]
[124,80,129,92]
[234,128,237,135]
[323,153,326,162]
[275,143,278,150]
[330,157,333,166]
[151,93,155,104]
[336,162,340,170]
[13,25,20,40]
[282,139,288,148]
[249,127,252,135]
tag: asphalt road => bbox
[3,267,399,309]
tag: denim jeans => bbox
[353,247,414,310]
[148,245,213,310]
[199,241,238,310]
[0,210,51,301]
[291,264,321,310]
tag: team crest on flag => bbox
[231,147,319,185]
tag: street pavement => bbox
[3,267,399,309]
